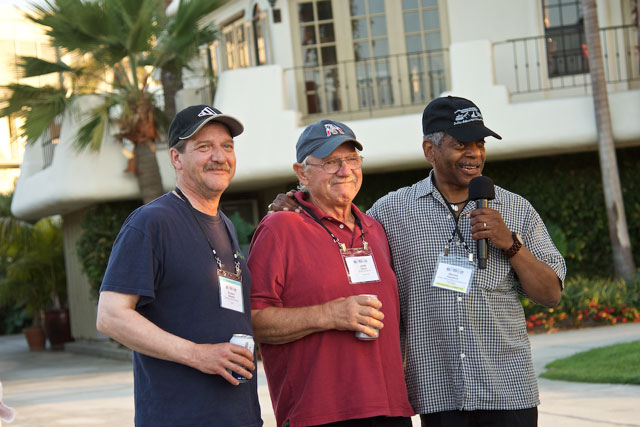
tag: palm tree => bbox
[582,0,636,280]
[0,0,222,204]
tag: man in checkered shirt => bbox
[366,96,565,427]
[270,96,565,427]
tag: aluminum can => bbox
[229,334,255,383]
[355,294,379,340]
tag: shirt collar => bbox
[294,191,373,228]
[415,170,503,206]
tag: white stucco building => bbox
[10,0,640,339]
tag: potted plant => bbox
[0,194,68,350]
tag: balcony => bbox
[284,49,450,120]
[494,25,639,100]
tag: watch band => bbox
[504,232,523,259]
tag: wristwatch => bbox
[504,232,524,259]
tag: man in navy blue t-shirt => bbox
[97,105,262,427]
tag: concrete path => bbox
[0,323,638,426]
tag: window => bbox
[223,17,251,70]
[298,0,340,113]
[253,5,268,66]
[350,0,393,108]
[41,115,61,169]
[203,8,272,84]
[291,0,449,117]
[402,0,446,103]
[543,0,588,77]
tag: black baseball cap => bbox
[168,105,244,147]
[422,96,501,142]
[296,119,363,163]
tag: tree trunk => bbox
[582,0,636,280]
[134,142,165,204]
[161,68,183,122]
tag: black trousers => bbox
[420,407,538,427]
[311,416,413,427]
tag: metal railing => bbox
[494,25,640,97]
[284,49,450,117]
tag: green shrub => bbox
[227,212,255,246]
[76,201,141,300]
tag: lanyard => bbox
[174,187,241,276]
[298,203,368,252]
[432,180,473,260]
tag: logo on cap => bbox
[198,106,218,117]
[453,107,483,126]
[324,123,345,136]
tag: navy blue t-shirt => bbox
[100,192,262,427]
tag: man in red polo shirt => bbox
[248,120,414,427]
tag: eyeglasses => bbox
[305,155,364,174]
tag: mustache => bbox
[204,162,231,172]
[329,176,358,185]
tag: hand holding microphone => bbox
[468,176,518,268]
[468,176,495,269]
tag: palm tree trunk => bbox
[582,0,636,280]
[134,142,164,204]
[161,68,183,121]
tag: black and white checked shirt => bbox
[367,172,566,414]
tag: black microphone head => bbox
[468,176,495,200]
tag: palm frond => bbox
[153,0,222,71]
[17,56,72,79]
[0,84,70,143]
[74,96,121,151]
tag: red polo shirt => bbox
[249,193,414,427]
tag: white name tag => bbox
[342,248,381,284]
[218,271,244,312]
[431,254,474,294]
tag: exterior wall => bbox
[62,209,106,341]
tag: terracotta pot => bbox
[23,326,46,351]
[43,309,73,350]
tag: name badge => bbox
[218,270,244,312]
[431,253,475,293]
[341,248,381,284]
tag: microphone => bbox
[468,176,495,269]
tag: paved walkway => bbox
[0,323,638,426]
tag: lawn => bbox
[541,340,640,384]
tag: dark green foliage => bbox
[227,212,255,246]
[76,200,141,300]
[355,146,640,278]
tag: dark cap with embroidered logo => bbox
[296,119,363,163]
[422,96,501,142]
[168,105,244,147]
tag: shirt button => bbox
[459,326,464,332]
[339,224,344,229]
[460,353,465,359]
[457,296,463,302]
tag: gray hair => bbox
[296,155,312,192]
[423,131,445,147]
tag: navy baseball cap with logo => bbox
[422,96,502,142]
[296,119,363,163]
[168,105,244,147]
